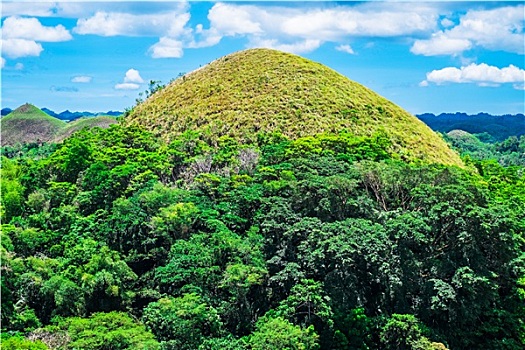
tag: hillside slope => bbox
[1,103,66,146]
[54,116,118,141]
[126,48,462,166]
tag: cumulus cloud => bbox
[421,63,525,89]
[149,37,184,58]
[191,2,440,54]
[1,3,60,17]
[74,8,191,58]
[440,18,455,28]
[2,16,72,42]
[71,76,92,83]
[1,16,71,58]
[124,69,144,83]
[115,83,140,90]
[411,34,472,56]
[1,39,43,59]
[248,38,321,55]
[115,69,144,90]
[411,5,524,56]
[3,2,189,19]
[336,44,355,54]
[74,11,190,37]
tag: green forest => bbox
[1,123,524,349]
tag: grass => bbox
[55,116,118,141]
[126,48,463,166]
[1,103,66,145]
[1,104,117,146]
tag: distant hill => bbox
[1,103,66,146]
[43,108,123,121]
[126,48,463,166]
[55,116,118,141]
[1,104,118,146]
[417,112,525,141]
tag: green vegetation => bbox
[1,123,523,349]
[0,104,117,146]
[1,49,522,349]
[419,112,525,141]
[1,104,66,146]
[445,130,525,166]
[54,116,118,142]
[126,48,462,167]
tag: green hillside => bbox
[1,103,66,146]
[1,104,118,146]
[126,48,462,167]
[55,116,118,141]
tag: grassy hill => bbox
[1,104,118,146]
[126,48,462,166]
[1,103,66,146]
[55,116,118,141]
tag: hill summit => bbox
[126,48,462,166]
[1,103,66,146]
[0,103,118,146]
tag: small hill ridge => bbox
[1,104,118,146]
[126,48,462,166]
[1,103,66,146]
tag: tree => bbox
[52,311,159,350]
[247,315,319,350]
[142,293,222,350]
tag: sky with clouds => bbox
[1,1,524,115]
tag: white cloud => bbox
[412,5,524,56]
[336,44,355,55]
[71,76,93,83]
[2,16,72,42]
[411,34,472,56]
[207,3,263,36]
[115,83,140,90]
[115,69,144,90]
[74,11,190,37]
[1,39,43,59]
[0,16,71,58]
[249,38,321,55]
[124,69,144,83]
[149,37,184,58]
[14,63,24,71]
[1,57,5,69]
[200,2,440,54]
[441,18,455,28]
[422,63,525,90]
[1,3,58,17]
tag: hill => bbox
[126,48,462,166]
[1,103,66,146]
[54,116,118,141]
[40,108,123,121]
[1,104,118,146]
[418,112,525,141]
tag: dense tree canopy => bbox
[1,123,523,349]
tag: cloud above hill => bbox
[420,63,525,89]
[115,69,144,90]
[412,5,524,56]
[1,16,72,58]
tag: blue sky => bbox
[1,1,524,115]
